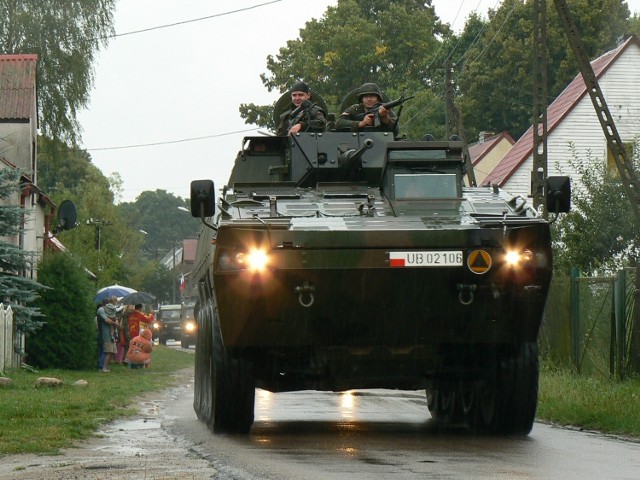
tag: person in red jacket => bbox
[127,304,153,340]
[125,329,154,368]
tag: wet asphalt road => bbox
[164,373,640,480]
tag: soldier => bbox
[276,81,327,136]
[336,82,399,135]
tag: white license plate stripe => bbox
[389,251,463,267]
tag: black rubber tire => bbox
[427,385,466,426]
[159,337,167,346]
[211,308,255,434]
[181,338,189,349]
[193,299,214,427]
[472,342,539,435]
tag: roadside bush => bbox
[26,251,96,369]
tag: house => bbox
[0,53,59,370]
[468,131,515,186]
[0,53,58,279]
[482,34,640,200]
[160,238,197,302]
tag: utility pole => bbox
[532,0,549,215]
[172,243,176,304]
[86,218,110,251]
[553,0,640,221]
[444,62,477,187]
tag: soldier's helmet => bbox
[358,83,383,101]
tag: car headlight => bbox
[153,322,161,330]
[504,249,534,268]
[184,322,196,332]
[218,248,270,272]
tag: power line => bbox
[84,127,260,152]
[102,0,283,40]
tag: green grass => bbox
[537,364,640,438]
[0,346,194,455]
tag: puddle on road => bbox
[90,399,167,454]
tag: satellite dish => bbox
[54,200,77,234]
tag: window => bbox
[394,173,458,199]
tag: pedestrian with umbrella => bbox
[94,284,135,368]
[94,284,136,304]
[96,298,119,372]
[119,292,157,363]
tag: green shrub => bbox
[26,252,97,370]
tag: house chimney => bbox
[478,131,495,143]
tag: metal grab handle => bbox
[295,281,315,308]
[298,292,314,308]
[457,284,476,306]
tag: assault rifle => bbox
[368,94,414,127]
[288,100,317,130]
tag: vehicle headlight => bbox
[153,322,161,330]
[504,249,534,268]
[184,322,196,332]
[218,248,270,272]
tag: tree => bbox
[0,167,43,334]
[37,136,110,196]
[0,0,116,145]
[629,12,640,36]
[118,190,201,259]
[456,0,631,140]
[27,251,96,370]
[552,142,640,275]
[240,0,451,138]
[140,262,174,304]
[38,141,199,298]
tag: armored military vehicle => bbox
[189,101,570,435]
[155,304,182,345]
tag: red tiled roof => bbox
[0,54,38,120]
[482,35,640,186]
[469,131,515,166]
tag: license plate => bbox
[389,251,463,267]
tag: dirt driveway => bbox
[0,367,217,480]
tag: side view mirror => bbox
[546,176,571,213]
[190,180,216,218]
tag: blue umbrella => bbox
[94,284,137,304]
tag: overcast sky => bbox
[77,0,640,204]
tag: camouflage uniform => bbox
[335,103,399,135]
[336,82,399,135]
[276,103,327,136]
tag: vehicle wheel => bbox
[426,386,459,424]
[472,343,539,435]
[181,338,189,349]
[193,299,214,427]
[210,309,255,434]
[160,337,167,346]
[426,388,438,419]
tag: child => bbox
[104,295,123,342]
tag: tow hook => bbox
[457,284,477,305]
[295,281,315,308]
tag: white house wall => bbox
[0,122,35,177]
[504,43,640,201]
